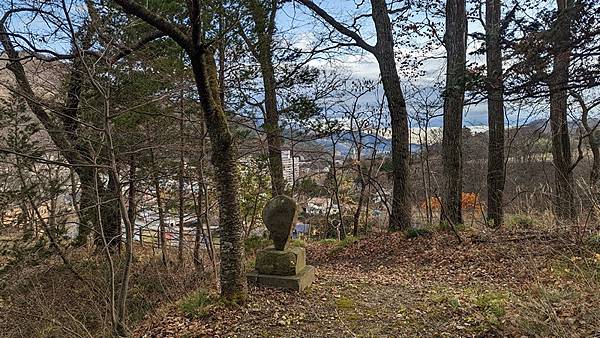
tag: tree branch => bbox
[297,0,376,54]
[113,0,193,52]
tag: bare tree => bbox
[0,4,161,247]
[239,0,285,196]
[298,0,412,230]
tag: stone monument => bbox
[247,195,315,291]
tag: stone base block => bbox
[247,265,315,292]
[255,246,306,276]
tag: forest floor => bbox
[135,228,600,338]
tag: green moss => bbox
[335,296,355,310]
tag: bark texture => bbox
[190,51,247,299]
[371,0,412,231]
[441,0,467,226]
[549,0,577,222]
[485,0,505,227]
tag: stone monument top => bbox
[262,195,297,250]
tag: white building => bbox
[281,150,300,185]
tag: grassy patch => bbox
[244,236,271,253]
[319,238,338,245]
[180,290,214,319]
[514,286,581,336]
[587,232,600,249]
[506,214,534,229]
[289,239,306,248]
[548,255,599,282]
[474,291,507,318]
[428,288,461,311]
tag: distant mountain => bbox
[312,125,489,156]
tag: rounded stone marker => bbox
[262,195,297,250]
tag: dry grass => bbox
[0,245,209,337]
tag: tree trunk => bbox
[95,171,122,250]
[127,162,137,251]
[178,107,185,264]
[297,0,412,230]
[261,60,285,196]
[114,0,248,301]
[0,22,125,247]
[572,94,600,215]
[371,0,412,231]
[196,119,216,274]
[486,0,505,227]
[353,179,367,237]
[574,96,600,185]
[75,167,97,244]
[151,150,168,266]
[190,50,247,300]
[441,0,467,226]
[245,0,285,196]
[549,0,576,222]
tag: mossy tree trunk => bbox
[114,0,247,300]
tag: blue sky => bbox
[275,1,495,128]
[4,0,575,129]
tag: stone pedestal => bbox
[247,246,315,291]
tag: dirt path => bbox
[135,231,600,337]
